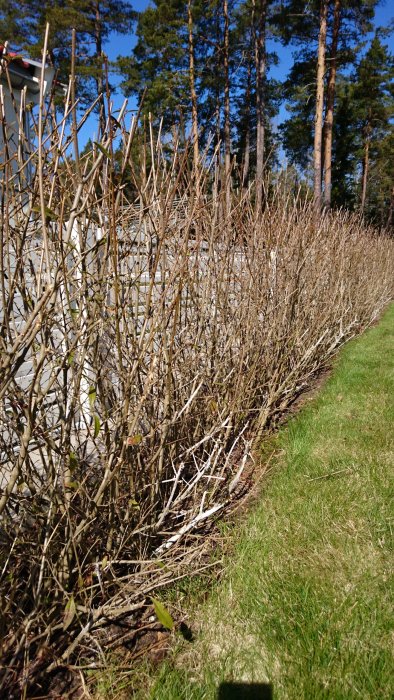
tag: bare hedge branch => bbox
[0,86,393,694]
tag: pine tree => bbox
[323,0,378,208]
[353,34,394,219]
[364,130,394,229]
[119,0,280,203]
[330,77,358,209]
[253,0,268,212]
[223,0,231,208]
[188,0,200,187]
[232,0,279,189]
[119,0,192,129]
[273,0,330,211]
[314,0,328,213]
[279,54,316,172]
[277,0,379,209]
[323,0,341,208]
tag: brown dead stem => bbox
[0,63,393,696]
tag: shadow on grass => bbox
[217,682,273,699]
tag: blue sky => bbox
[78,0,393,145]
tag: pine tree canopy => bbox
[0,0,392,227]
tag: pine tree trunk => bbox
[214,4,221,196]
[386,184,394,231]
[361,134,370,213]
[242,57,252,188]
[95,2,106,137]
[254,0,267,215]
[313,0,328,216]
[188,0,200,195]
[211,7,221,226]
[323,0,341,209]
[223,0,231,212]
[215,93,221,161]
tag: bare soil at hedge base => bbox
[1,97,394,697]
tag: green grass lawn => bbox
[95,305,394,699]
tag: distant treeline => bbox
[1,0,393,226]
